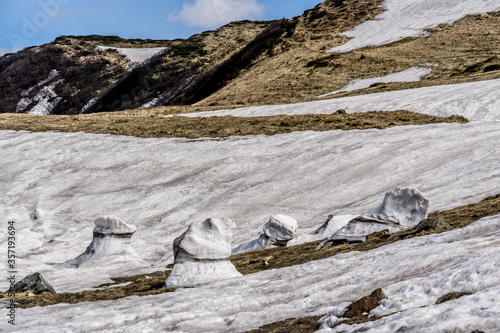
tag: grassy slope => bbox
[200,8,500,106]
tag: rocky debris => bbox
[9,273,56,294]
[65,216,146,268]
[165,218,242,288]
[344,288,387,318]
[399,217,452,238]
[232,214,298,254]
[435,291,472,305]
[316,188,429,249]
[365,229,390,242]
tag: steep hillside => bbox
[0,21,268,115]
[201,2,500,106]
[2,0,498,114]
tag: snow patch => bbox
[327,0,500,53]
[316,66,433,98]
[96,46,170,65]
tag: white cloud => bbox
[171,0,265,28]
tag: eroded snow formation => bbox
[232,214,298,254]
[317,188,430,248]
[65,216,146,268]
[165,218,242,288]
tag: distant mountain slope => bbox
[1,0,499,115]
[0,21,268,115]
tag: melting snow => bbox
[316,66,432,98]
[327,0,500,53]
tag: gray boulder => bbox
[9,272,56,294]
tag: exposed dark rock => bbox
[344,288,387,318]
[10,273,56,294]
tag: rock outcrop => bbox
[165,218,242,288]
[232,214,298,254]
[317,188,430,249]
[9,272,56,294]
[65,216,146,268]
[344,288,388,318]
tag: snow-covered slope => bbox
[327,0,500,53]
[1,1,499,331]
[181,78,500,121]
[4,215,499,332]
[1,108,499,293]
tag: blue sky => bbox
[0,0,321,56]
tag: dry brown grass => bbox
[1,272,171,308]
[0,110,467,139]
[200,7,500,107]
[2,194,498,310]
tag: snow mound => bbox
[317,66,432,98]
[233,214,298,254]
[65,216,145,268]
[358,187,430,227]
[94,216,137,235]
[327,0,500,53]
[165,218,242,288]
[319,188,429,245]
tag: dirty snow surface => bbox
[1,73,500,331]
[327,0,500,53]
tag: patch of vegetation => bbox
[0,111,468,139]
[0,272,171,308]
